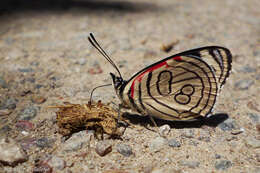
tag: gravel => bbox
[181,129,195,138]
[0,138,28,166]
[95,140,112,157]
[168,139,181,148]
[116,144,133,157]
[62,131,92,152]
[18,105,38,120]
[36,137,54,148]
[0,98,17,110]
[215,160,232,171]
[218,118,239,131]
[48,156,66,171]
[0,0,258,172]
[158,124,171,137]
[245,137,260,148]
[234,79,254,90]
[149,137,167,152]
[180,160,200,168]
[0,76,8,88]
[248,113,260,123]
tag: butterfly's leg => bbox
[142,115,158,133]
[116,103,123,128]
[148,115,158,128]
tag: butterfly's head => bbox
[110,72,124,90]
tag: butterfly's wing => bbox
[122,46,232,121]
[190,46,232,88]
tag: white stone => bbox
[49,156,66,170]
[0,138,28,166]
[158,124,171,137]
[62,130,92,152]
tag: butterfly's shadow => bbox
[121,112,229,129]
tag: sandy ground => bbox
[0,0,259,172]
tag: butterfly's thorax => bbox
[110,73,147,115]
[120,81,148,116]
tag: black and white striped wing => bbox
[195,46,232,88]
[123,46,231,121]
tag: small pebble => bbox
[16,120,34,131]
[245,137,260,148]
[158,124,171,137]
[18,106,38,120]
[179,160,200,168]
[118,60,127,68]
[32,96,47,104]
[218,118,239,131]
[256,154,260,162]
[247,101,260,112]
[63,131,91,152]
[248,113,259,123]
[0,125,11,136]
[26,77,36,83]
[36,137,53,148]
[116,144,133,157]
[20,138,36,151]
[49,156,66,170]
[189,140,199,146]
[0,98,17,110]
[231,128,244,135]
[33,161,52,173]
[256,124,260,134]
[235,79,254,90]
[0,76,8,88]
[18,68,34,73]
[0,137,28,166]
[215,154,221,159]
[215,160,232,170]
[88,67,103,74]
[226,136,237,141]
[149,137,167,152]
[95,140,112,157]
[181,129,194,138]
[168,139,181,148]
[197,130,211,142]
[75,58,87,65]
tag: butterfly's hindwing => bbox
[121,46,232,121]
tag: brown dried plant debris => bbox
[160,39,179,53]
[51,101,124,138]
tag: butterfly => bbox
[88,33,232,121]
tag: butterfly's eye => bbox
[114,77,123,88]
[110,73,123,89]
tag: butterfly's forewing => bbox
[122,47,231,121]
[185,46,232,88]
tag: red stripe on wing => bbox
[130,56,182,98]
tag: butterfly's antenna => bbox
[90,83,112,104]
[88,33,123,79]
